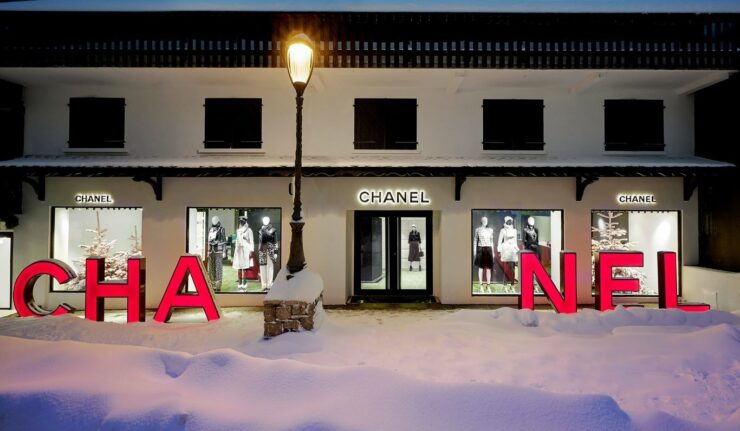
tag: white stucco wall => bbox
[16,68,697,158]
[0,67,713,311]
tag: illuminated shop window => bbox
[472,209,563,295]
[591,210,680,296]
[51,207,143,292]
[0,232,11,309]
[187,208,281,294]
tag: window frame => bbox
[185,206,282,295]
[470,208,565,297]
[590,209,682,297]
[0,231,12,309]
[49,206,144,293]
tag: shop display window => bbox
[0,232,11,309]
[51,207,143,291]
[591,210,680,296]
[187,207,281,294]
[472,209,563,295]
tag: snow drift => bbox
[0,307,738,430]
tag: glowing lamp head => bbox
[286,33,315,95]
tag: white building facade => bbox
[0,12,736,310]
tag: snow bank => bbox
[0,307,738,430]
[0,336,635,431]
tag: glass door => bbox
[0,232,11,309]
[354,211,432,298]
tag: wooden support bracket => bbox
[133,175,163,201]
[21,174,45,201]
[683,175,699,201]
[454,174,467,201]
[575,175,599,201]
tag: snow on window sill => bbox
[602,150,666,156]
[481,150,547,156]
[65,148,128,155]
[198,149,266,156]
[352,149,421,156]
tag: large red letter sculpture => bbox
[658,251,709,312]
[594,251,643,311]
[518,250,577,313]
[13,259,76,317]
[85,257,146,323]
[154,255,221,322]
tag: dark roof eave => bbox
[0,164,735,178]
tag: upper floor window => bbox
[204,98,262,149]
[68,97,125,149]
[604,100,664,151]
[482,99,544,151]
[354,98,417,150]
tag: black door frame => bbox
[353,210,433,297]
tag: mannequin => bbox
[232,216,254,291]
[497,216,519,288]
[258,216,279,291]
[473,216,495,293]
[407,224,422,271]
[207,215,226,292]
[523,216,540,260]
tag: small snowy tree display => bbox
[591,211,648,294]
[68,211,139,290]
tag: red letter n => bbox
[518,250,577,313]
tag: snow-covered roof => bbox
[1,1,738,13]
[0,154,732,171]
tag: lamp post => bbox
[285,33,314,274]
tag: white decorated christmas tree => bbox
[591,211,648,293]
[69,211,131,290]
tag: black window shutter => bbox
[354,99,385,149]
[483,99,544,151]
[232,99,262,148]
[605,99,664,151]
[69,98,125,149]
[204,98,262,149]
[385,99,417,150]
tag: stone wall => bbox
[263,295,322,337]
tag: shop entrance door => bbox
[354,211,433,300]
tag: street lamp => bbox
[285,33,314,274]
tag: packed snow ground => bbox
[0,306,739,431]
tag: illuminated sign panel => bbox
[616,193,656,205]
[358,189,430,205]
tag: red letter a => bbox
[154,255,221,323]
[85,257,146,323]
[658,251,709,312]
[518,250,577,313]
